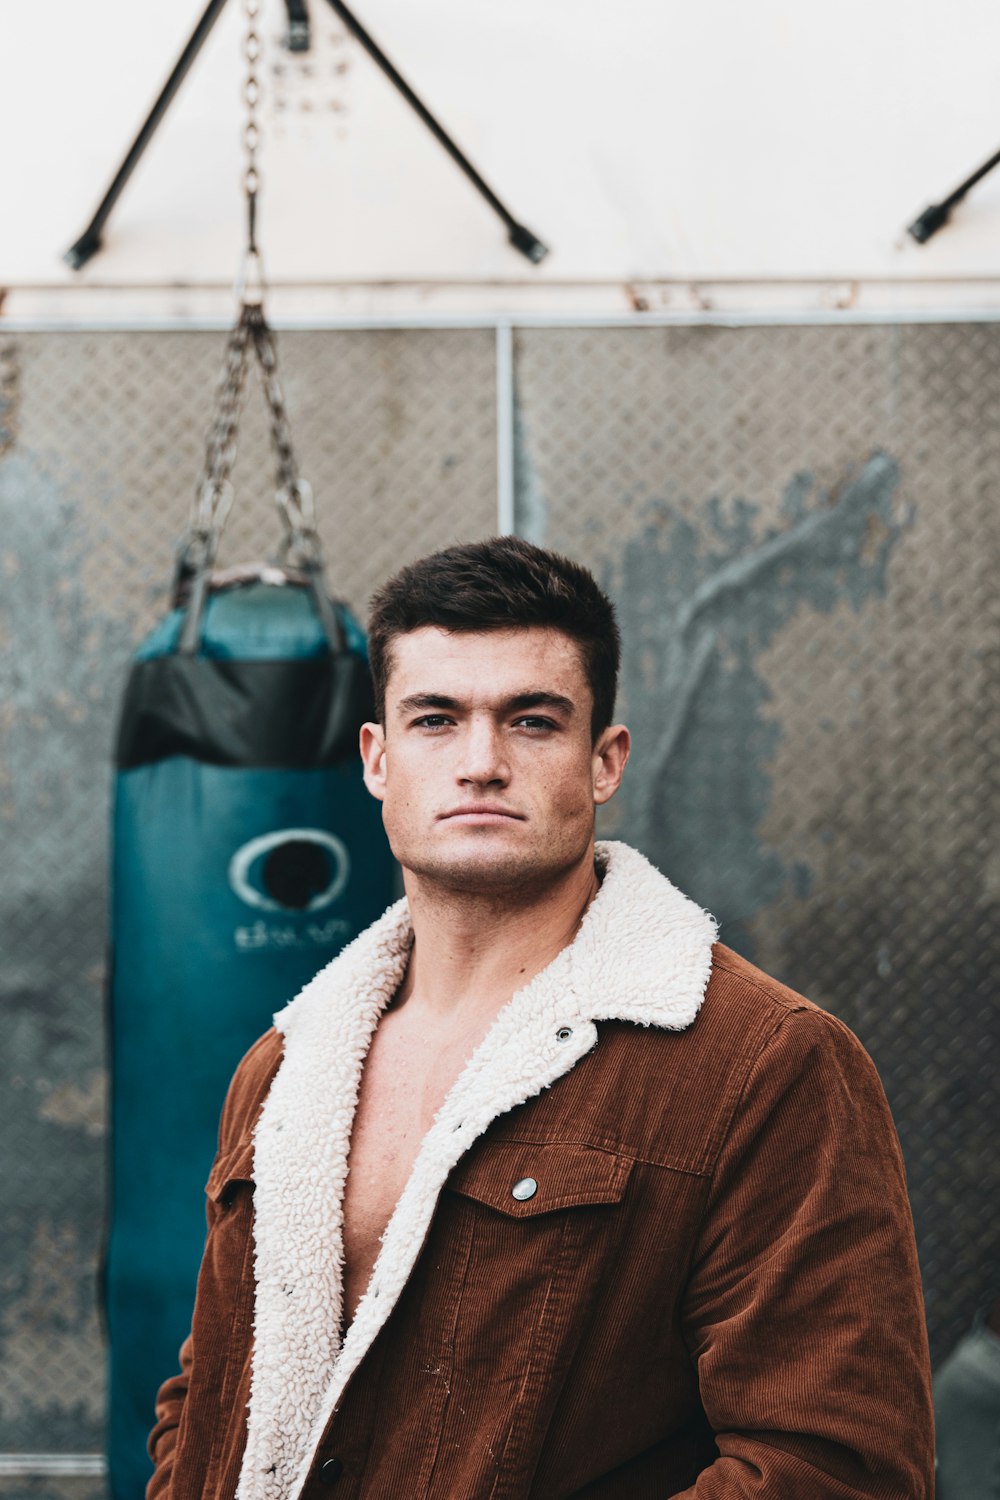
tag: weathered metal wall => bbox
[1,319,997,1488]
[514,321,1000,1368]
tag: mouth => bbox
[438,806,525,824]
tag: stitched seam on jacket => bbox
[708,951,812,1014]
[484,1133,713,1178]
[693,1000,797,1175]
[485,1210,580,1500]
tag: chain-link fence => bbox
[1,319,997,1491]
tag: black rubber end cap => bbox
[907,202,951,245]
[64,231,103,271]
[508,222,550,264]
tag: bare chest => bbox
[340,1014,477,1324]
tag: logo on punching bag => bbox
[228,829,351,914]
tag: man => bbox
[148,537,933,1499]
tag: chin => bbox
[396,835,585,895]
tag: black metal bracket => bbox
[907,145,1000,245]
[284,0,310,53]
[65,0,549,270]
[320,0,548,264]
[65,0,231,270]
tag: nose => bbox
[457,717,509,787]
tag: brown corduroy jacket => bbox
[148,842,933,1500]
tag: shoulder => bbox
[706,940,815,1020]
[590,943,885,1174]
[692,942,882,1095]
[696,944,893,1153]
[702,942,875,1072]
[217,1028,286,1149]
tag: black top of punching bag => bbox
[115,579,375,771]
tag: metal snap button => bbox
[556,1026,573,1042]
[319,1456,344,1483]
[512,1176,538,1201]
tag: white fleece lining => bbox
[237,841,718,1500]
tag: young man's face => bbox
[360,626,630,897]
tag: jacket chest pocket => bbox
[440,1140,634,1377]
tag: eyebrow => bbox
[396,690,577,717]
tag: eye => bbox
[413,714,454,730]
[513,716,557,731]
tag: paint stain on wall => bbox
[0,451,134,1448]
[616,451,910,954]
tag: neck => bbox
[397,847,600,1024]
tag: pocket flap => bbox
[205,1138,255,1202]
[447,1140,633,1218]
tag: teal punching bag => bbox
[105,302,395,1498]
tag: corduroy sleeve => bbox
[674,1004,934,1499]
[146,1331,196,1498]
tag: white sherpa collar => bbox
[238,840,717,1500]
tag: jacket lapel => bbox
[237,899,412,1500]
[239,840,718,1500]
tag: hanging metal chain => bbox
[250,312,299,498]
[183,0,264,557]
[187,307,254,555]
[178,0,341,651]
[243,0,262,256]
[247,310,341,642]
[247,309,322,564]
[186,304,323,573]
[235,0,321,566]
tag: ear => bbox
[360,721,387,803]
[592,724,630,806]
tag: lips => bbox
[439,805,524,821]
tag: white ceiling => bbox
[3,0,1000,309]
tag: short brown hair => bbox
[367,537,620,738]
